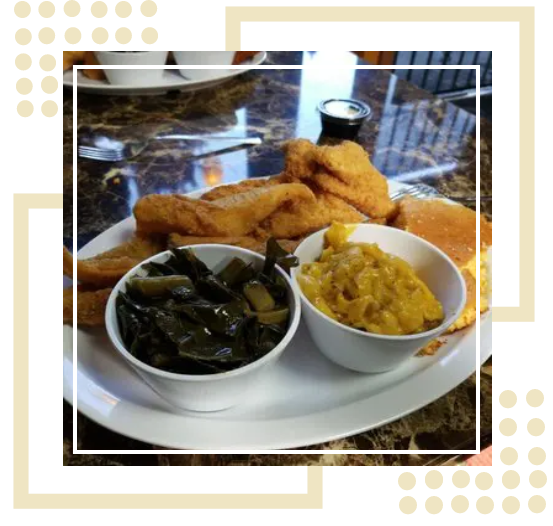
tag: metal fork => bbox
[390,182,492,203]
[78,134,263,162]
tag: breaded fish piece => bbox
[281,139,319,181]
[168,234,301,255]
[200,177,282,201]
[63,246,73,278]
[262,193,364,238]
[134,183,316,237]
[69,235,164,287]
[63,287,112,326]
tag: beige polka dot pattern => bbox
[14,1,31,18]
[399,495,417,515]
[476,496,494,514]
[527,418,545,436]
[39,27,55,44]
[41,100,58,117]
[425,470,443,489]
[499,390,517,408]
[452,470,470,488]
[397,471,417,491]
[528,495,546,513]
[425,496,443,514]
[40,55,56,71]
[502,496,520,514]
[15,28,32,45]
[41,76,58,94]
[92,27,108,44]
[502,470,520,489]
[501,447,518,465]
[499,418,517,436]
[116,1,132,18]
[16,78,32,95]
[115,27,132,44]
[16,54,32,70]
[65,27,81,44]
[142,27,158,44]
[528,447,546,465]
[526,389,544,407]
[529,470,547,488]
[17,100,35,119]
[39,1,55,18]
[91,1,107,18]
[475,472,493,490]
[64,1,80,17]
[141,1,157,17]
[451,495,469,513]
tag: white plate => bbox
[63,52,267,96]
[64,180,491,450]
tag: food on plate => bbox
[298,222,445,336]
[63,246,73,278]
[66,235,165,287]
[232,52,260,65]
[134,183,316,237]
[281,139,396,219]
[393,197,492,332]
[83,51,106,81]
[200,177,282,201]
[262,193,364,239]
[63,51,86,70]
[115,241,297,375]
[167,234,301,255]
[63,287,112,326]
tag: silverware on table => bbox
[390,182,492,203]
[77,134,263,162]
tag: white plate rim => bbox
[63,52,267,95]
[64,180,491,450]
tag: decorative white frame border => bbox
[73,64,480,455]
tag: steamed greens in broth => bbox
[116,241,298,375]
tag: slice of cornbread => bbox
[392,197,492,333]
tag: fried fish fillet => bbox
[200,177,282,201]
[282,140,396,219]
[63,287,112,326]
[67,235,164,287]
[63,246,73,278]
[168,234,302,255]
[261,193,364,238]
[134,183,316,237]
[281,139,319,181]
[392,197,493,333]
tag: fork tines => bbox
[77,145,125,161]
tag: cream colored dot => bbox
[425,496,443,514]
[64,1,80,17]
[40,54,56,71]
[39,27,55,44]
[502,470,520,489]
[528,447,546,465]
[91,27,108,44]
[425,470,443,489]
[502,497,520,514]
[39,2,55,18]
[398,472,416,490]
[452,470,470,488]
[115,27,132,44]
[476,496,494,514]
[91,1,107,18]
[65,27,81,44]
[41,76,58,94]
[528,495,546,513]
[116,1,132,17]
[15,77,33,95]
[527,389,544,407]
[15,28,32,45]
[501,447,518,465]
[141,1,157,17]
[475,472,493,490]
[499,390,517,408]
[14,1,31,18]
[529,470,547,488]
[17,101,33,117]
[15,54,32,70]
[141,27,157,44]
[399,496,417,514]
[451,495,469,513]
[500,418,517,436]
[41,100,58,117]
[528,418,545,436]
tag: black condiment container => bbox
[318,98,371,139]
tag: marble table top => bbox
[63,51,491,465]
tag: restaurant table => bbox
[63,51,492,466]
